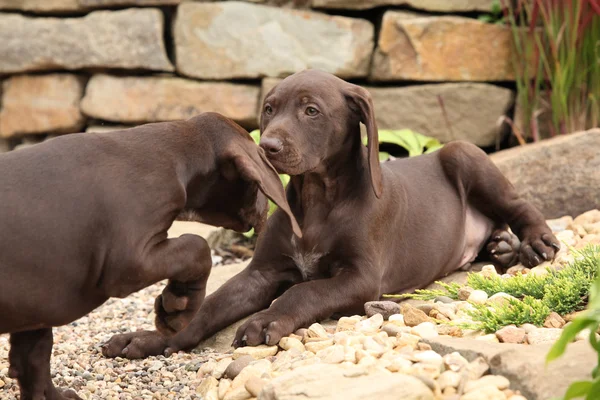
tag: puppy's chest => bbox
[290,233,332,281]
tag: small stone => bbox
[546,215,573,232]
[316,344,345,364]
[443,352,469,372]
[218,379,232,400]
[356,313,384,333]
[457,287,474,301]
[231,360,271,389]
[410,362,441,380]
[395,333,421,350]
[278,337,305,353]
[468,290,488,304]
[506,265,530,276]
[382,322,405,337]
[233,346,278,360]
[306,323,329,339]
[305,339,334,353]
[401,304,432,327]
[530,263,551,277]
[213,357,233,379]
[244,376,267,397]
[436,325,463,337]
[222,385,251,400]
[417,343,432,351]
[466,356,489,380]
[495,325,526,344]
[364,301,401,319]
[198,360,217,378]
[410,350,443,370]
[465,375,510,392]
[432,303,458,320]
[386,356,413,372]
[460,385,505,400]
[197,376,219,399]
[543,312,566,329]
[434,296,455,304]
[480,264,499,278]
[520,323,537,333]
[475,334,500,343]
[438,370,461,390]
[415,304,435,315]
[527,328,563,345]
[225,356,255,380]
[335,316,360,332]
[487,292,517,306]
[388,314,405,324]
[410,322,439,339]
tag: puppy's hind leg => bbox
[440,141,560,268]
[9,328,81,400]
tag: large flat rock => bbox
[81,74,260,128]
[0,74,86,138]
[312,0,495,11]
[424,336,597,400]
[261,79,513,146]
[0,8,173,73]
[0,0,180,12]
[490,129,600,219]
[174,1,374,79]
[259,363,435,400]
[371,13,514,81]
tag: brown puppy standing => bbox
[0,112,299,400]
[104,70,559,358]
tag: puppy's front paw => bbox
[101,331,169,360]
[486,228,520,268]
[233,312,295,348]
[154,281,205,336]
[519,227,560,268]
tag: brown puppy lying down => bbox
[0,112,299,400]
[103,70,559,359]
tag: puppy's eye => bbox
[264,105,273,115]
[305,106,319,116]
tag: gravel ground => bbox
[0,281,218,400]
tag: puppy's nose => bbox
[259,137,283,155]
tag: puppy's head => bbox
[259,69,383,198]
[185,114,302,237]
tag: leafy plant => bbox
[375,130,443,160]
[388,245,600,333]
[478,0,505,24]
[502,0,600,141]
[547,246,600,400]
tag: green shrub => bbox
[388,245,600,333]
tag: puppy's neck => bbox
[289,136,369,218]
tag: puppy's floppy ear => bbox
[343,84,383,199]
[229,147,302,238]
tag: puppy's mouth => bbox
[265,149,305,176]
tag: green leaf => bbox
[563,381,593,400]
[547,316,597,363]
[377,129,442,157]
[379,151,390,162]
[585,379,600,400]
[478,15,493,23]
[249,129,261,144]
